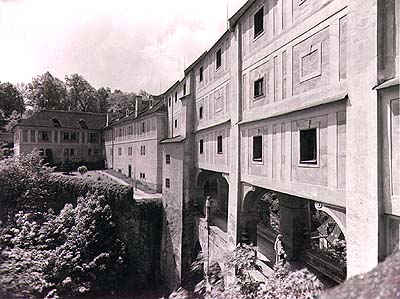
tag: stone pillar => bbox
[278,194,309,261]
[346,0,383,277]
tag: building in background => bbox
[13,110,106,168]
[104,95,168,192]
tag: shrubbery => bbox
[0,151,161,298]
[0,193,126,298]
[77,165,88,175]
[168,244,323,299]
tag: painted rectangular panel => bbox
[281,123,286,180]
[339,15,348,80]
[391,99,400,196]
[292,27,330,96]
[274,56,279,102]
[282,50,287,99]
[337,111,346,189]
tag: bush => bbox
[169,244,323,299]
[0,193,127,298]
[0,150,55,222]
[77,165,88,175]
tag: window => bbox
[38,131,50,142]
[30,130,35,142]
[199,66,204,82]
[254,77,264,98]
[22,130,28,142]
[217,135,223,154]
[166,154,171,164]
[140,145,145,155]
[118,147,122,156]
[183,83,186,95]
[216,49,222,69]
[88,133,98,143]
[141,122,145,133]
[174,119,178,128]
[199,139,204,154]
[175,92,178,102]
[254,7,264,38]
[199,106,204,119]
[93,149,99,155]
[165,178,170,189]
[128,147,132,155]
[88,149,92,156]
[110,148,113,156]
[300,128,317,164]
[70,148,75,156]
[169,97,171,106]
[70,132,77,141]
[140,172,146,179]
[64,148,75,157]
[252,135,263,161]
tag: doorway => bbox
[128,164,132,178]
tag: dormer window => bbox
[52,117,61,128]
[78,119,88,129]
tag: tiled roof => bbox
[16,110,106,130]
[107,97,167,127]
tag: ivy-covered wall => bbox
[46,175,163,290]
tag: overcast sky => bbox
[0,0,246,94]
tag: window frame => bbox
[254,77,264,99]
[199,105,204,120]
[216,48,222,70]
[254,6,264,39]
[166,154,171,165]
[199,139,204,155]
[165,178,170,189]
[252,134,263,163]
[298,126,320,167]
[217,135,223,155]
[199,66,204,82]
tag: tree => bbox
[25,72,67,111]
[108,90,137,114]
[65,74,98,112]
[0,82,24,118]
[96,87,111,113]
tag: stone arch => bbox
[195,170,229,232]
[314,202,347,239]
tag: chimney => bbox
[135,96,142,118]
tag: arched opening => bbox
[241,187,280,266]
[195,171,229,232]
[305,205,347,283]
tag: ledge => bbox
[239,91,348,126]
[160,135,186,144]
[373,77,399,90]
[193,118,231,133]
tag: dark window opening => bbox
[174,119,178,128]
[253,135,263,161]
[300,128,317,164]
[141,122,145,133]
[216,49,222,69]
[166,154,171,164]
[254,77,264,98]
[199,66,204,82]
[254,7,264,38]
[199,106,204,119]
[217,135,223,154]
[169,97,171,106]
[175,92,178,102]
[183,83,186,95]
[165,178,170,188]
[199,139,204,154]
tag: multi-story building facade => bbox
[161,0,400,289]
[13,110,106,167]
[104,96,168,192]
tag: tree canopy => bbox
[0,82,24,118]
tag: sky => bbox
[0,0,246,94]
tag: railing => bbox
[304,249,346,283]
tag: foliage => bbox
[168,244,323,299]
[0,150,55,219]
[25,72,67,112]
[77,165,88,175]
[0,82,24,118]
[108,89,137,114]
[0,193,127,298]
[65,74,98,112]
